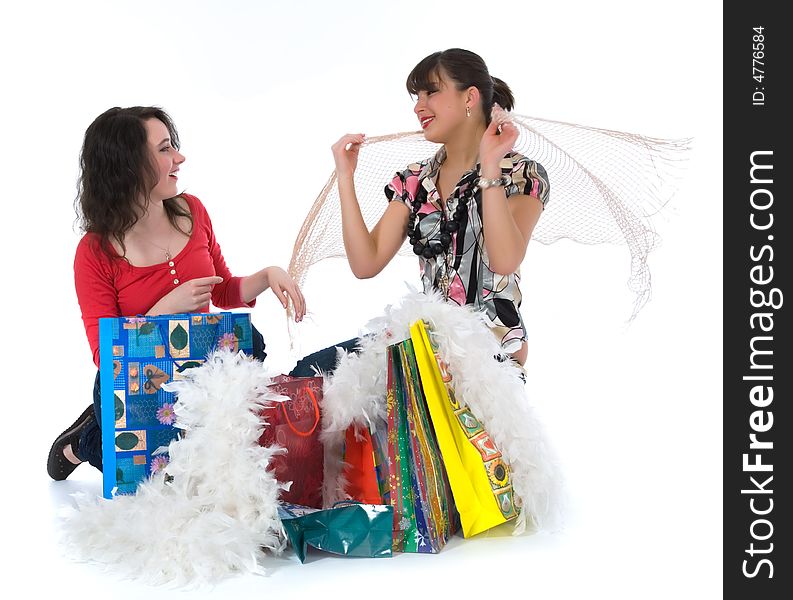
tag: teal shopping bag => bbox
[99,312,253,498]
[278,502,393,562]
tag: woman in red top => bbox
[47,106,306,481]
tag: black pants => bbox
[75,326,358,471]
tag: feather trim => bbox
[59,350,285,586]
[321,288,565,533]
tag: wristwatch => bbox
[476,174,511,189]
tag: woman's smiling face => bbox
[145,117,185,203]
[413,70,470,143]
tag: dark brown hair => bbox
[406,48,514,124]
[75,106,192,258]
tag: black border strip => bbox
[724,6,790,596]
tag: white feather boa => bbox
[59,350,285,586]
[321,289,565,534]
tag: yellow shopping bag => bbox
[410,320,518,537]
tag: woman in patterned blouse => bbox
[331,48,550,364]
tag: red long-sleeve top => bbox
[74,193,255,368]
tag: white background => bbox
[0,1,722,597]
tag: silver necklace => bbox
[139,229,175,262]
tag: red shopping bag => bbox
[259,375,324,508]
[343,425,384,505]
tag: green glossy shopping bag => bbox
[278,502,393,562]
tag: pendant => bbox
[439,251,454,300]
[439,275,450,299]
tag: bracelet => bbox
[476,175,511,190]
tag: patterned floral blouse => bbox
[385,147,550,353]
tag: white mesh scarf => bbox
[288,115,690,323]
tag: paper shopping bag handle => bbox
[280,388,320,437]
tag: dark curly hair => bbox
[406,48,514,125]
[75,106,192,259]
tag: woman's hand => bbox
[147,275,224,315]
[331,133,366,178]
[478,105,519,175]
[265,266,306,322]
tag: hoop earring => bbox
[466,106,471,118]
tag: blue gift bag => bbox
[99,312,253,498]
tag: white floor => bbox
[26,233,723,598]
[33,345,722,600]
[39,434,720,600]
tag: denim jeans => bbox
[75,326,358,471]
[76,370,104,470]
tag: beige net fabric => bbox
[288,114,690,322]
